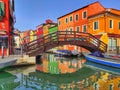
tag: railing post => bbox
[74,31,76,42]
[50,34,52,44]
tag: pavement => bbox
[0,55,36,67]
[0,55,20,62]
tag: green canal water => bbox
[0,53,120,90]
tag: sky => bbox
[14,0,120,31]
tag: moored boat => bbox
[84,52,120,68]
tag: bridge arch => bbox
[23,31,107,56]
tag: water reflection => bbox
[36,54,86,74]
[0,71,20,90]
[11,69,120,90]
[1,53,120,90]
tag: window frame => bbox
[75,14,79,21]
[118,22,120,30]
[82,10,87,19]
[69,27,73,34]
[109,19,113,29]
[69,15,73,22]
[65,17,68,23]
[82,25,87,32]
[76,26,80,33]
[66,28,68,34]
[58,20,61,25]
[93,21,99,30]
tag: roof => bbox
[88,9,120,18]
[58,1,101,19]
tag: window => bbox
[70,16,73,22]
[0,2,5,16]
[82,25,87,32]
[82,11,87,19]
[119,22,120,30]
[0,37,8,48]
[70,27,73,34]
[76,26,80,33]
[94,21,99,30]
[113,39,117,50]
[58,21,61,25]
[65,18,68,23]
[109,20,113,28]
[75,14,78,21]
[66,29,68,34]
[108,38,117,51]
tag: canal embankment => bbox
[0,55,36,68]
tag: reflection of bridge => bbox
[24,31,107,56]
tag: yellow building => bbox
[30,30,35,42]
[88,8,120,54]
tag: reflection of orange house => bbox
[88,8,120,53]
[58,1,105,51]
[43,59,49,73]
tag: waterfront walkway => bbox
[0,55,35,67]
[0,55,19,63]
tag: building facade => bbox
[57,1,120,54]
[88,8,120,54]
[58,1,105,51]
[0,0,15,56]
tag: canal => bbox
[0,53,120,90]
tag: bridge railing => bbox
[23,31,107,54]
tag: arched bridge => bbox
[23,31,107,56]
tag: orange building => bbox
[88,8,120,54]
[58,1,105,52]
[0,0,15,56]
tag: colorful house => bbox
[43,19,57,36]
[13,29,21,49]
[30,30,36,42]
[57,1,105,51]
[0,0,15,56]
[48,25,58,52]
[36,24,44,38]
[23,30,30,44]
[88,8,120,54]
[48,25,58,34]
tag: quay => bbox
[0,56,18,69]
[0,55,36,70]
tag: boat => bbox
[0,58,17,70]
[71,50,80,57]
[54,50,71,57]
[83,52,120,68]
[85,61,120,74]
[54,50,80,57]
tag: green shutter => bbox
[0,2,5,16]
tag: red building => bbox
[0,0,15,56]
[36,24,44,38]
